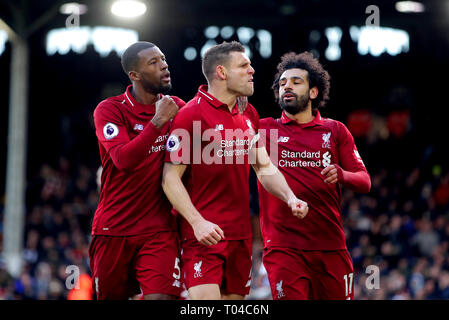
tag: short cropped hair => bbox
[202,41,245,82]
[272,51,331,109]
[121,41,155,75]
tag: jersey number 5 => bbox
[173,257,181,280]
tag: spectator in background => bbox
[412,219,440,257]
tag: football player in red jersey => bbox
[90,42,185,300]
[162,42,308,300]
[258,51,371,300]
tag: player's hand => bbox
[237,96,248,114]
[288,197,308,219]
[321,164,338,184]
[192,218,225,246]
[151,95,179,128]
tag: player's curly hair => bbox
[272,51,331,110]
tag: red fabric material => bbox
[89,232,182,299]
[263,247,354,300]
[92,85,185,236]
[258,111,371,250]
[181,238,252,295]
[336,164,371,193]
[165,85,260,240]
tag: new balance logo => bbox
[215,124,224,131]
[172,279,181,288]
[277,136,290,143]
[194,261,203,278]
[134,124,144,131]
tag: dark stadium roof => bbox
[0,0,448,39]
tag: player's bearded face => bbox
[141,75,172,95]
[136,46,172,95]
[279,89,310,115]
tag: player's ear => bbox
[216,65,227,80]
[309,86,319,99]
[129,70,140,81]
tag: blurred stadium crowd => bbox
[0,93,448,300]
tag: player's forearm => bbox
[161,167,205,226]
[109,122,161,170]
[256,164,296,204]
[339,168,371,193]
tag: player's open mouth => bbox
[161,72,171,82]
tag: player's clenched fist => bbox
[151,94,179,128]
[192,218,225,246]
[321,164,339,184]
[288,197,308,219]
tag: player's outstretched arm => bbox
[162,163,225,245]
[251,146,308,219]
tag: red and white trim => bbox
[124,91,135,107]
[198,88,214,101]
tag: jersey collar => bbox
[281,109,324,128]
[198,85,239,115]
[124,85,156,115]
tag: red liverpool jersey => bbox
[164,85,260,240]
[258,110,369,250]
[92,85,185,236]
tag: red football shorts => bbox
[89,231,182,300]
[181,238,252,296]
[263,247,354,300]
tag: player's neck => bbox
[131,85,158,105]
[208,85,236,112]
[286,104,315,124]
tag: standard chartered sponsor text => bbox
[279,150,323,168]
[166,125,338,167]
